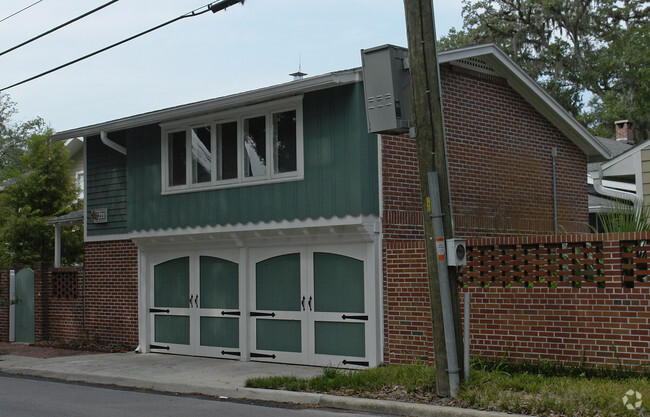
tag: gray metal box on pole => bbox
[361,44,413,134]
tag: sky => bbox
[0,0,465,133]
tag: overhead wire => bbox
[0,0,244,92]
[0,0,120,58]
[0,0,45,24]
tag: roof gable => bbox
[438,44,609,159]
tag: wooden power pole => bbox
[403,0,464,396]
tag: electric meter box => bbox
[361,45,413,134]
[446,238,467,266]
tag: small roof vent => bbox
[453,57,497,76]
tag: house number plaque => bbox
[91,208,108,223]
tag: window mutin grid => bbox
[161,97,303,194]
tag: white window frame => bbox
[161,96,304,195]
[75,170,85,200]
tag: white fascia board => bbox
[84,215,381,245]
[129,215,380,239]
[52,69,362,142]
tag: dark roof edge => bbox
[52,68,363,141]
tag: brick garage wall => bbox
[443,65,589,237]
[82,240,139,348]
[382,64,593,365]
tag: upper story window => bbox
[161,97,303,194]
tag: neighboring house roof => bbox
[45,209,84,226]
[51,44,608,161]
[591,136,634,159]
[65,137,84,157]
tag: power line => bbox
[0,0,45,24]
[0,0,245,92]
[1,0,120,58]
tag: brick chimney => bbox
[615,120,634,143]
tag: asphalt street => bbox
[0,375,389,417]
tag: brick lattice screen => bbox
[51,269,79,299]
[461,233,650,367]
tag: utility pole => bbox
[403,0,463,397]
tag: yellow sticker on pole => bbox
[436,237,446,262]
[426,197,431,212]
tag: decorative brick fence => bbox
[463,232,650,367]
[0,240,139,348]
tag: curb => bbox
[0,366,527,417]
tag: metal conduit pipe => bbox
[100,131,126,155]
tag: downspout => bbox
[100,131,127,155]
[592,167,643,209]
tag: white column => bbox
[54,224,62,268]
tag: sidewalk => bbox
[0,348,526,417]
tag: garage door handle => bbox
[308,296,312,311]
[250,312,275,317]
[149,308,170,313]
[301,296,305,311]
[221,311,240,316]
[189,294,194,308]
[342,314,368,321]
[343,360,369,367]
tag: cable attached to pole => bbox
[0,0,45,24]
[0,0,120,58]
[0,0,244,92]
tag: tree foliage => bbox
[0,93,47,179]
[0,133,83,266]
[439,0,650,141]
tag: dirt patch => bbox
[0,342,100,358]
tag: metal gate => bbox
[14,268,35,343]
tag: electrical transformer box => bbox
[361,44,413,134]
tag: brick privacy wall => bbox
[42,267,85,342]
[463,233,650,367]
[382,65,593,365]
[0,242,137,347]
[83,240,139,347]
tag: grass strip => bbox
[246,363,650,416]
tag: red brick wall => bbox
[382,65,592,365]
[443,65,589,237]
[0,242,138,348]
[41,267,85,342]
[82,240,139,347]
[463,233,650,367]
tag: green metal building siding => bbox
[88,82,378,236]
[86,132,128,236]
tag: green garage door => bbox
[150,255,240,357]
[250,249,369,367]
[251,253,306,364]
